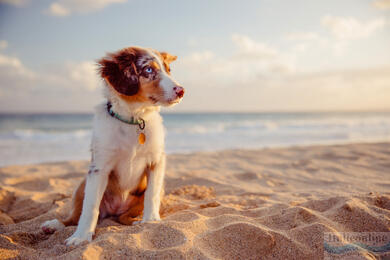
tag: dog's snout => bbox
[174,86,185,98]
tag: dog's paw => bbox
[65,232,93,246]
[41,219,65,234]
[133,215,161,225]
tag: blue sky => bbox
[0,0,389,112]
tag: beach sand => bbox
[0,142,389,259]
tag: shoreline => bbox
[2,140,389,168]
[0,142,389,259]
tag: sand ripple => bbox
[0,143,389,259]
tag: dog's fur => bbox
[41,46,184,246]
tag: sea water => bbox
[0,112,389,166]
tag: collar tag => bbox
[138,133,146,144]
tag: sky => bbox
[0,0,389,113]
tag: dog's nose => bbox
[174,86,185,98]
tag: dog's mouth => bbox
[148,96,159,104]
[148,96,182,106]
[169,100,180,105]
[162,97,183,107]
[169,96,184,104]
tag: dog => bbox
[41,46,184,246]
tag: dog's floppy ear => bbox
[98,49,139,96]
[160,52,177,64]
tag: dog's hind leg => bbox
[118,194,145,225]
[41,179,86,234]
[118,172,147,225]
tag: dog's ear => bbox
[160,52,177,64]
[98,49,139,96]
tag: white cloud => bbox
[45,0,127,16]
[231,34,295,74]
[181,50,215,64]
[0,41,35,81]
[47,3,70,16]
[373,0,390,10]
[266,67,390,111]
[172,34,390,112]
[68,61,100,91]
[1,31,389,112]
[285,32,321,41]
[0,54,36,79]
[321,15,386,40]
[0,51,102,112]
[0,0,29,7]
[231,34,278,60]
[176,34,295,93]
[286,16,387,55]
[285,32,330,53]
[0,40,8,50]
[176,62,390,112]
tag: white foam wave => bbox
[1,112,390,166]
[1,129,91,142]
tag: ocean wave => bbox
[168,120,281,135]
[0,129,92,142]
[167,116,390,136]
[1,112,390,166]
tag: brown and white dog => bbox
[41,46,184,246]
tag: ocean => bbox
[0,112,389,166]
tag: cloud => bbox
[181,51,215,64]
[285,32,330,53]
[230,34,295,75]
[373,0,390,10]
[172,34,390,112]
[0,40,8,51]
[176,62,390,112]
[45,0,127,16]
[1,32,389,112]
[68,61,100,91]
[47,3,70,16]
[0,0,29,7]
[286,15,387,55]
[260,67,390,111]
[0,54,35,79]
[231,34,278,60]
[321,15,386,40]
[285,32,321,41]
[175,34,295,94]
[0,49,102,112]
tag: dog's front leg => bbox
[65,163,110,246]
[141,155,166,223]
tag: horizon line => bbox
[1,109,390,115]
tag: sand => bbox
[0,142,389,259]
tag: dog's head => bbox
[98,46,184,106]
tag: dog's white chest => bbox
[110,119,164,190]
[92,104,165,190]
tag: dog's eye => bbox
[145,67,153,73]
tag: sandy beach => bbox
[0,142,389,259]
